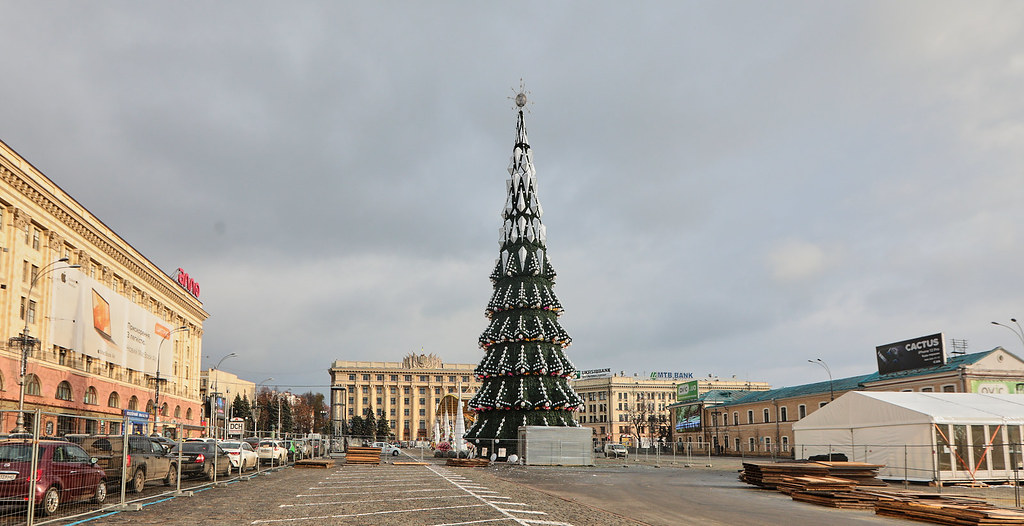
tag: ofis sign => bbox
[676,380,699,403]
[175,268,200,298]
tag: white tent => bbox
[792,391,1024,482]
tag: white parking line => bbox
[424,464,572,526]
[282,494,477,507]
[251,504,489,523]
[295,488,459,498]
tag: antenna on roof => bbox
[950,339,968,356]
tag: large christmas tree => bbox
[465,90,583,455]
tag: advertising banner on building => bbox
[676,380,699,403]
[49,269,175,375]
[875,333,946,375]
[970,380,1024,395]
[675,403,701,431]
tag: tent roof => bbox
[792,391,1024,431]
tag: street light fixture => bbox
[153,325,188,436]
[991,319,1024,350]
[254,377,274,435]
[12,258,80,433]
[808,358,834,401]
[207,352,238,438]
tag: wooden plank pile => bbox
[345,447,382,465]
[741,462,1024,524]
[445,458,490,467]
[872,491,1024,525]
[741,461,885,489]
[740,462,830,488]
[295,459,335,469]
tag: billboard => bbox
[970,380,1024,395]
[49,269,175,375]
[875,333,946,376]
[675,404,701,431]
[676,380,699,403]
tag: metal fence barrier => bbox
[0,409,321,525]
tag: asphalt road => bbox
[30,452,1024,526]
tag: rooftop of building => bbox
[694,348,1002,408]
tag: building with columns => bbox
[328,353,480,441]
[0,138,208,437]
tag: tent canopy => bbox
[792,391,1024,431]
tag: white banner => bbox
[49,269,174,375]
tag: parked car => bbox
[219,441,258,471]
[256,440,288,464]
[370,442,401,456]
[242,437,261,450]
[604,443,628,458]
[167,442,232,480]
[0,439,107,516]
[71,434,177,492]
[281,440,304,462]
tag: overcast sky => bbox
[3,2,1024,395]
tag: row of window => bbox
[18,373,194,420]
[348,374,471,383]
[353,385,475,395]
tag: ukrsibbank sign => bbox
[49,269,176,375]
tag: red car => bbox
[0,439,107,516]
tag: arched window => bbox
[84,386,98,405]
[145,400,154,414]
[0,370,4,391]
[56,381,73,401]
[128,395,139,411]
[186,408,193,420]
[160,403,168,416]
[108,391,120,408]
[25,374,41,396]
[174,405,181,418]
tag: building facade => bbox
[200,368,256,437]
[328,353,481,441]
[571,373,771,448]
[0,138,208,437]
[670,348,1024,458]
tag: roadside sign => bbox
[228,418,245,437]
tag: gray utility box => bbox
[517,426,594,466]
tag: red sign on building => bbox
[176,268,200,298]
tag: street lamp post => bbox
[206,352,237,438]
[991,319,1024,350]
[808,358,834,401]
[254,377,273,436]
[12,258,80,433]
[153,325,188,437]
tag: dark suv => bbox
[70,435,176,492]
[0,439,107,516]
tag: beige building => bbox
[200,368,256,436]
[571,372,770,448]
[671,347,1024,458]
[328,353,481,441]
[0,138,207,437]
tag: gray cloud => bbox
[2,2,1024,392]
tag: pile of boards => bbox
[741,461,1024,524]
[446,458,490,467]
[345,446,382,465]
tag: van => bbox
[604,443,628,458]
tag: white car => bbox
[257,440,288,464]
[220,440,258,470]
[371,442,401,456]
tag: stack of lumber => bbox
[741,461,885,489]
[741,462,830,488]
[445,458,490,467]
[295,459,334,469]
[345,447,382,465]
[872,492,1024,525]
[791,490,878,510]
[776,475,858,495]
[816,461,888,486]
